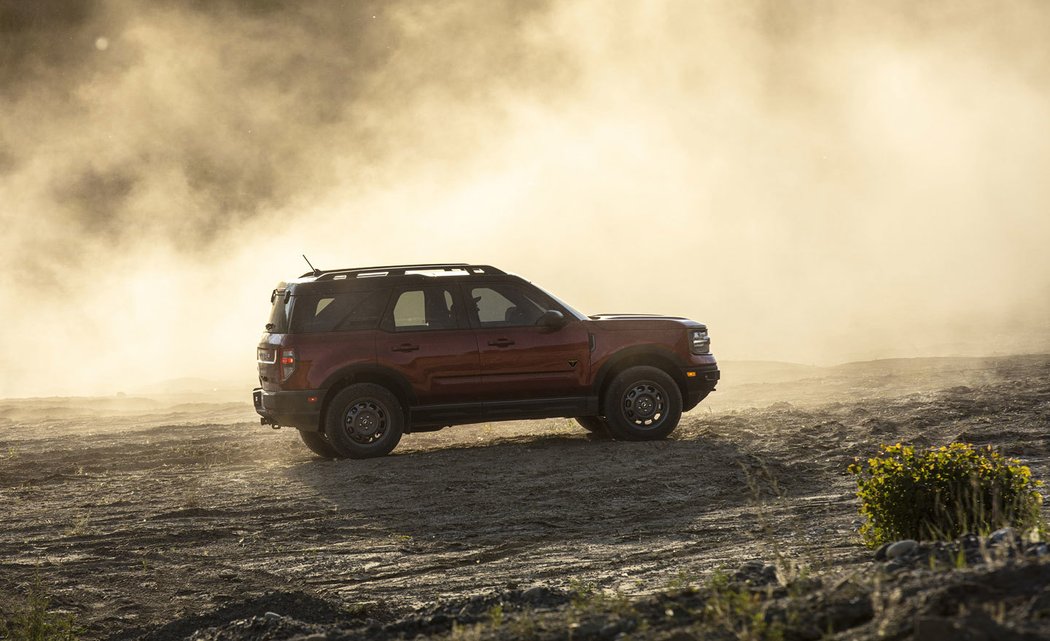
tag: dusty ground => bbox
[2,354,1049,639]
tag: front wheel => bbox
[574,416,611,437]
[298,429,342,458]
[324,384,404,459]
[602,366,682,440]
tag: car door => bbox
[465,281,591,402]
[374,284,480,407]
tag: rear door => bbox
[465,281,591,402]
[374,284,480,407]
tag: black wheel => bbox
[575,416,611,437]
[602,366,682,440]
[324,384,404,459]
[298,429,342,458]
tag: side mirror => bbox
[536,309,567,330]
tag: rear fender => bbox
[318,365,415,428]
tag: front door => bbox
[464,281,591,403]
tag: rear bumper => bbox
[253,388,322,430]
[683,363,720,409]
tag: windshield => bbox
[529,281,587,320]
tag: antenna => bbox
[302,254,321,277]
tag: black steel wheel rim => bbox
[621,381,666,428]
[342,398,388,444]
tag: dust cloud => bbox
[1,0,1049,397]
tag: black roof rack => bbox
[301,263,505,280]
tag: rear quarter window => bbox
[289,290,388,333]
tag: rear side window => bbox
[388,287,457,331]
[289,290,388,333]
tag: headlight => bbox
[690,329,710,354]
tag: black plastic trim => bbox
[409,396,598,429]
[253,387,323,430]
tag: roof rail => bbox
[301,263,505,280]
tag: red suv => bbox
[253,264,719,458]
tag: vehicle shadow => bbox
[283,432,827,547]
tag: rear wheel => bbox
[298,429,341,458]
[574,416,611,437]
[602,366,682,440]
[324,384,404,459]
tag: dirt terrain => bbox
[2,354,1050,639]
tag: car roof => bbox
[281,264,519,292]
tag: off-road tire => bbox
[324,384,404,459]
[575,416,611,437]
[602,366,682,440]
[298,429,342,458]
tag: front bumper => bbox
[252,388,323,430]
[682,363,720,409]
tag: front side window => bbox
[469,284,547,327]
[388,287,457,331]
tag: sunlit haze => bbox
[2,0,1049,397]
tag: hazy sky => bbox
[2,0,1049,397]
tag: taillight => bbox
[280,349,296,382]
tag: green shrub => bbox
[1,582,80,641]
[848,443,1044,547]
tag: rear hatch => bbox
[258,284,292,392]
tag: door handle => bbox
[392,343,420,352]
[487,338,515,348]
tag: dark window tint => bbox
[290,290,388,333]
[470,284,547,327]
[389,287,457,331]
[267,290,291,333]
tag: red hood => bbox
[586,314,706,331]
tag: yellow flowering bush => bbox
[848,443,1044,547]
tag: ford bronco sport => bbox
[253,263,719,458]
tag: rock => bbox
[1025,587,1050,617]
[820,596,875,633]
[734,560,778,586]
[263,612,282,622]
[600,621,626,637]
[914,613,1015,641]
[572,619,604,637]
[884,560,907,573]
[958,532,982,550]
[302,635,327,641]
[989,527,1017,546]
[521,586,547,602]
[886,539,919,560]
[1025,543,1049,558]
[914,616,969,641]
[874,542,892,562]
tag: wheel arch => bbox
[317,365,414,430]
[592,347,687,409]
